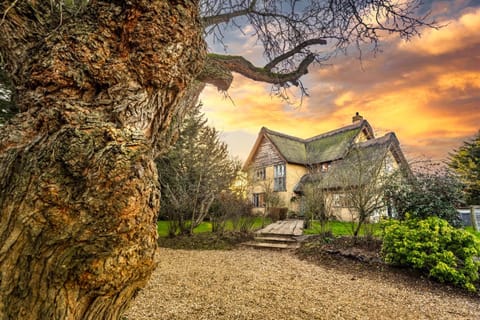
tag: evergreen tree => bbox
[157,103,240,236]
[450,132,480,205]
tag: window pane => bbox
[253,193,265,207]
[255,167,266,180]
[274,164,285,178]
[274,177,286,192]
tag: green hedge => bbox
[381,216,480,291]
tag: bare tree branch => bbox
[200,0,437,95]
[202,0,257,26]
[264,38,327,71]
[198,52,315,91]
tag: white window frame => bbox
[273,164,286,192]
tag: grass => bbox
[305,220,480,240]
[157,221,212,237]
[156,216,272,250]
[157,217,271,238]
[304,220,382,237]
[159,218,480,241]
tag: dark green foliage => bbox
[385,164,464,226]
[382,217,480,291]
[449,132,480,205]
[157,103,241,236]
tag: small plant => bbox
[381,216,480,291]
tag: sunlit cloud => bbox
[201,2,480,163]
[399,7,480,55]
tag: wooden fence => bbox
[458,206,480,231]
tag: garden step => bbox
[254,236,297,243]
[243,241,301,250]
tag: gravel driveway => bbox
[123,248,479,320]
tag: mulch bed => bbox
[158,231,254,250]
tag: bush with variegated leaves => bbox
[381,216,480,291]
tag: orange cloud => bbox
[201,5,480,163]
[399,7,480,55]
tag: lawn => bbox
[158,218,480,240]
[157,217,271,237]
[304,220,480,240]
[159,219,380,238]
[303,220,383,237]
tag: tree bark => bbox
[0,1,205,319]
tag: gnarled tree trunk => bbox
[0,1,205,319]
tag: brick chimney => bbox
[352,112,363,123]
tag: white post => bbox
[470,206,479,232]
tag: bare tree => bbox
[300,166,335,234]
[331,146,392,237]
[0,1,433,318]
[245,167,283,227]
[262,179,285,222]
[209,190,253,234]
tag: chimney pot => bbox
[352,112,363,123]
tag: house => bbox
[243,113,409,221]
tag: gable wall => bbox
[248,137,307,215]
[251,137,284,168]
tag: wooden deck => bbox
[256,219,304,236]
[244,220,305,250]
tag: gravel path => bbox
[123,248,480,320]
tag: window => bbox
[255,167,266,181]
[332,193,347,207]
[253,193,265,207]
[273,164,286,191]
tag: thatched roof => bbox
[246,120,374,166]
[293,132,405,193]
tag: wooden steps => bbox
[251,236,297,243]
[244,219,304,250]
[244,241,300,250]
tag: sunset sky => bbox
[200,0,480,164]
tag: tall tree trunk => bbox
[0,1,205,319]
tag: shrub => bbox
[209,191,253,234]
[381,216,480,291]
[385,164,464,226]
